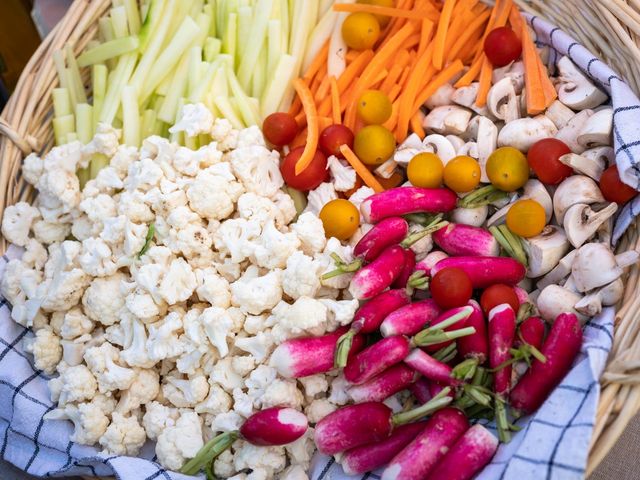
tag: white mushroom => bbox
[375,158,399,179]
[473,116,498,182]
[555,109,594,154]
[537,250,577,290]
[451,83,493,117]
[615,249,640,269]
[577,107,613,148]
[582,146,615,166]
[545,100,576,129]
[423,106,472,135]
[451,205,489,227]
[562,274,580,293]
[574,278,624,316]
[523,179,553,223]
[422,134,457,164]
[524,226,570,278]
[536,284,587,323]
[458,142,479,159]
[425,83,456,109]
[558,153,604,180]
[497,117,556,151]
[563,202,618,248]
[553,175,605,224]
[446,135,465,152]
[492,61,525,94]
[556,56,608,110]
[392,133,425,165]
[487,77,520,123]
[571,243,624,292]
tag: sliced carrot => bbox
[475,56,493,107]
[538,57,558,105]
[293,78,320,175]
[369,68,389,88]
[377,171,405,189]
[399,65,412,86]
[330,76,341,125]
[288,95,302,117]
[508,4,524,38]
[333,2,433,19]
[380,63,405,94]
[346,50,360,63]
[385,101,400,132]
[432,0,457,70]
[397,42,435,141]
[340,144,385,193]
[410,111,426,139]
[418,18,433,55]
[290,127,307,150]
[413,59,465,111]
[454,56,483,87]
[387,83,402,103]
[520,23,546,114]
[314,75,332,103]
[318,116,333,133]
[447,10,491,62]
[303,41,330,82]
[494,0,513,28]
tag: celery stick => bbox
[111,6,129,38]
[123,0,141,34]
[77,167,89,189]
[87,40,101,50]
[100,53,138,124]
[156,69,174,96]
[222,13,237,61]
[199,133,211,145]
[77,36,139,67]
[204,38,221,62]
[216,0,226,37]
[53,114,75,145]
[166,0,195,44]
[53,50,69,90]
[140,16,200,103]
[153,119,168,136]
[237,0,272,90]
[75,103,94,144]
[210,66,228,98]
[99,17,115,42]
[251,43,267,98]
[302,1,340,72]
[158,55,190,123]
[214,96,244,129]
[64,69,79,107]
[65,44,88,104]
[141,109,157,139]
[122,85,140,147]
[187,46,203,97]
[190,0,204,17]
[194,12,213,47]
[52,88,72,118]
[139,0,166,52]
[66,132,78,143]
[92,64,107,128]
[190,60,220,103]
[112,0,124,6]
[237,6,252,63]
[185,134,199,150]
[261,53,295,117]
[90,154,110,179]
[267,19,282,77]
[208,3,216,37]
[226,65,260,126]
[279,0,289,50]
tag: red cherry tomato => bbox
[319,124,355,158]
[600,164,637,204]
[484,27,522,67]
[280,146,328,191]
[430,267,473,309]
[263,112,298,146]
[527,138,574,185]
[480,284,520,316]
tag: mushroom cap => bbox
[556,56,608,110]
[525,225,570,278]
[553,175,605,224]
[536,284,586,323]
[563,202,618,249]
[571,243,621,292]
[577,108,613,149]
[497,117,556,152]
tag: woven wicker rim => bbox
[1,0,640,475]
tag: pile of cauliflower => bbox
[0,107,374,479]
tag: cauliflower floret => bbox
[39,268,91,312]
[327,156,357,192]
[319,298,359,329]
[282,251,322,300]
[291,212,326,255]
[214,449,236,478]
[237,125,266,148]
[57,364,98,405]
[305,399,337,423]
[142,401,179,441]
[0,259,29,305]
[1,202,40,246]
[22,238,48,271]
[285,428,315,472]
[33,219,71,244]
[260,379,304,409]
[210,411,243,433]
[195,381,232,415]
[173,143,223,176]
[194,268,231,308]
[79,193,117,223]
[187,163,244,220]
[315,237,355,290]
[156,411,204,470]
[126,289,163,322]
[169,103,214,137]
[70,214,100,242]
[230,266,283,315]
[82,272,127,326]
[118,190,155,223]
[116,368,160,413]
[59,307,94,339]
[146,311,184,361]
[408,223,433,260]
[281,465,309,480]
[172,223,213,258]
[83,343,136,393]
[242,314,268,335]
[236,192,285,227]
[304,182,337,216]
[211,118,238,150]
[208,357,244,392]
[99,412,146,456]
[82,123,120,158]
[201,307,235,357]
[22,153,44,185]
[95,166,125,191]
[232,388,254,417]
[78,238,117,277]
[348,185,375,210]
[229,145,283,198]
[233,442,286,478]
[22,328,62,374]
[234,331,274,362]
[231,355,256,376]
[163,373,209,407]
[299,375,329,399]
[328,375,350,406]
[272,190,298,225]
[251,220,301,270]
[109,145,139,175]
[44,401,109,445]
[124,158,164,192]
[158,258,197,305]
[37,170,81,213]
[270,297,328,341]
[120,318,156,368]
[213,218,261,263]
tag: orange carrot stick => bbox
[432,0,457,70]
[340,144,385,193]
[413,59,465,111]
[454,56,483,87]
[385,101,400,132]
[521,23,546,114]
[447,10,491,62]
[410,111,426,139]
[333,2,433,18]
[381,63,405,94]
[288,95,302,116]
[397,43,435,141]
[330,76,341,125]
[387,83,402,103]
[318,116,333,133]
[508,4,524,37]
[314,75,332,103]
[475,56,493,107]
[293,79,320,175]
[346,50,360,63]
[418,18,432,55]
[303,41,330,82]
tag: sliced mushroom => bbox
[487,77,520,123]
[558,153,605,180]
[574,278,624,316]
[451,205,489,227]
[375,158,399,179]
[451,83,493,117]
[486,195,520,227]
[393,133,426,165]
[458,142,479,159]
[537,250,577,290]
[523,179,553,223]
[555,109,594,154]
[423,106,472,135]
[571,243,623,292]
[556,56,608,110]
[498,117,557,151]
[525,226,570,278]
[577,107,613,148]
[594,217,613,244]
[563,202,618,248]
[475,117,498,183]
[536,284,587,323]
[562,274,580,293]
[446,135,465,152]
[615,249,640,269]
[545,100,576,129]
[422,134,457,164]
[553,175,605,224]
[425,83,456,109]
[492,61,525,94]
[582,146,615,166]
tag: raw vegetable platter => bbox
[0,0,639,479]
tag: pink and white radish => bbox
[380,299,441,337]
[382,407,470,480]
[426,424,499,480]
[431,256,526,288]
[335,289,410,367]
[510,313,583,414]
[341,422,428,475]
[410,377,433,404]
[433,224,500,257]
[457,301,488,365]
[488,304,517,397]
[361,187,458,223]
[415,251,450,276]
[404,349,460,386]
[348,364,418,403]
[349,245,406,300]
[414,305,476,351]
[344,335,411,385]
[354,217,409,262]
[270,327,364,378]
[517,316,546,351]
[392,249,417,289]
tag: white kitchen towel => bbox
[0,12,632,480]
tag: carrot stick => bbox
[290,128,307,150]
[288,95,302,117]
[521,22,546,114]
[388,84,402,103]
[454,56,483,87]
[397,43,435,141]
[475,56,493,107]
[381,63,405,94]
[318,116,333,133]
[399,65,412,87]
[303,41,330,82]
[369,69,389,88]
[410,111,426,139]
[418,18,433,55]
[413,60,465,111]
[340,145,385,193]
[330,76,341,125]
[508,5,524,37]
[346,50,360,63]
[377,171,405,189]
[385,101,400,132]
[432,0,457,70]
[538,57,558,105]
[315,75,332,103]
[333,2,433,19]
[494,0,513,28]
[447,10,491,62]
[293,79,320,175]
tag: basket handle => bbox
[0,117,41,156]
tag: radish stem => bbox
[490,225,529,267]
[180,431,238,475]
[391,387,453,426]
[458,185,507,208]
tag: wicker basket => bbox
[1,0,640,476]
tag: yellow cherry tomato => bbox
[342,12,381,50]
[354,125,396,165]
[319,199,360,240]
[506,199,546,238]
[486,147,529,192]
[407,152,444,188]
[358,0,394,26]
[357,90,392,125]
[443,155,481,193]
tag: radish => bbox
[404,349,460,386]
[488,304,516,397]
[315,389,453,455]
[354,217,409,262]
[408,251,449,289]
[380,299,441,337]
[457,301,488,365]
[345,336,411,385]
[516,316,546,351]
[513,286,530,305]
[433,224,500,257]
[410,377,433,404]
[360,187,458,223]
[270,327,365,378]
[510,313,583,414]
[392,249,417,289]
[382,407,470,480]
[181,407,308,475]
[431,256,526,288]
[341,422,428,475]
[348,364,418,403]
[414,305,476,351]
[426,424,499,480]
[349,245,406,300]
[335,289,410,367]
